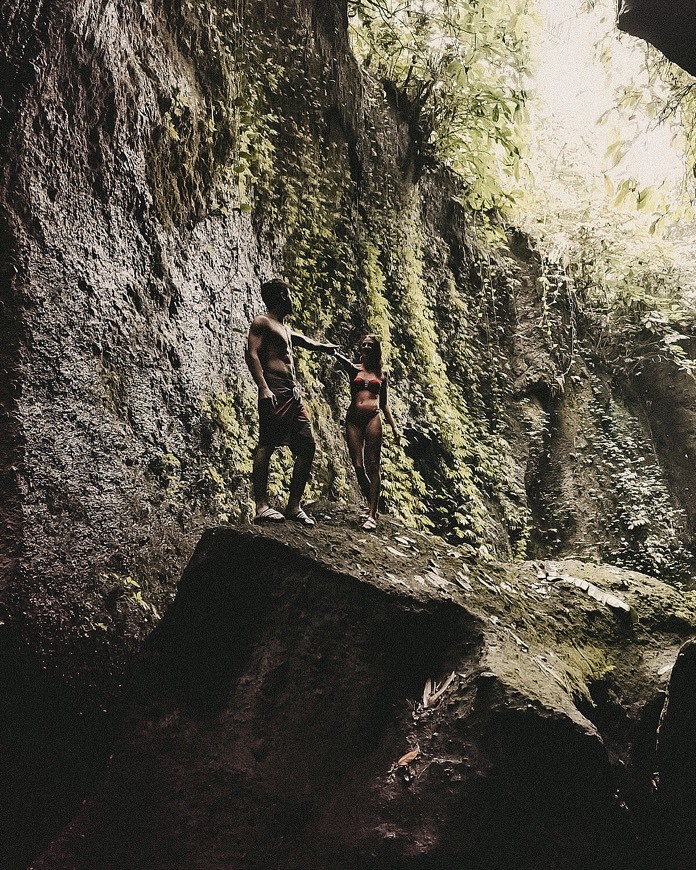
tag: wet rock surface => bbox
[31,509,696,870]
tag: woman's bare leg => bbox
[364,413,383,521]
[346,419,371,501]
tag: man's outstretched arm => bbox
[333,351,356,376]
[291,331,337,354]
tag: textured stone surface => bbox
[30,516,696,870]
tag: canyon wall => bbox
[1,1,695,865]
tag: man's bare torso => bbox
[253,315,295,388]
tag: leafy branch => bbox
[348,0,537,212]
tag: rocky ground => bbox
[28,505,696,870]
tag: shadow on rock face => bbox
[654,638,696,864]
[0,627,114,870]
[138,527,470,718]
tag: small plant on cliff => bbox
[585,375,693,580]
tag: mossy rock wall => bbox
[1,2,696,867]
[0,0,693,705]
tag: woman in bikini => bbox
[335,335,399,531]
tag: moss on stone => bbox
[142,0,691,575]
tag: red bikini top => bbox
[352,375,381,397]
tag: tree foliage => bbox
[348,0,536,211]
[518,0,696,381]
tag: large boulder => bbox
[30,511,696,870]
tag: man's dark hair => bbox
[260,278,289,309]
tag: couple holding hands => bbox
[245,278,399,532]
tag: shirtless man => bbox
[245,278,337,527]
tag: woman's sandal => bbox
[286,509,316,527]
[253,507,286,524]
[362,516,377,531]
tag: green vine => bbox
[348,0,536,213]
[585,374,693,580]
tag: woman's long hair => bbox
[360,334,383,378]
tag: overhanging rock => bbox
[618,0,696,76]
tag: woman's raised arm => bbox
[334,351,357,375]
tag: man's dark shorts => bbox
[257,388,314,452]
